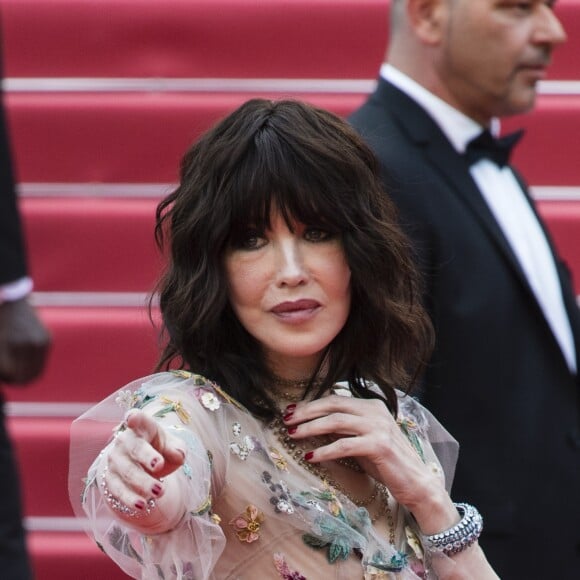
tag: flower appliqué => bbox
[262,471,296,514]
[199,389,221,411]
[273,553,307,579]
[115,389,137,410]
[229,422,256,461]
[229,505,264,543]
[269,447,289,471]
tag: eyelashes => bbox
[228,226,337,251]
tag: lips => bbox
[271,299,321,314]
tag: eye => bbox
[303,227,335,243]
[231,229,267,250]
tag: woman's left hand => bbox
[283,395,458,534]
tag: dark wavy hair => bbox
[153,99,433,418]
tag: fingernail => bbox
[150,457,159,469]
[287,426,297,435]
[135,500,145,510]
[282,412,294,422]
[151,483,162,496]
[304,451,314,461]
[284,404,297,413]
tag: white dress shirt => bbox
[380,64,577,373]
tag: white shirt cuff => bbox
[0,277,33,304]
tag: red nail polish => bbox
[304,451,314,461]
[285,404,297,413]
[287,426,297,435]
[135,500,145,510]
[152,483,162,496]
[283,412,294,422]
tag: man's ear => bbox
[407,0,448,45]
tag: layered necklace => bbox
[268,376,396,544]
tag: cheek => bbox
[225,262,263,312]
[327,262,352,310]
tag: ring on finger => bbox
[100,466,156,518]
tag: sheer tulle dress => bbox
[69,371,459,579]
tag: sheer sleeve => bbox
[397,391,459,493]
[68,372,227,580]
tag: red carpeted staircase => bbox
[2,1,580,578]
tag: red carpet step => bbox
[3,0,578,81]
[7,93,580,186]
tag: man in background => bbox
[0,44,51,579]
[349,1,579,577]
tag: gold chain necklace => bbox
[270,415,395,542]
[271,374,321,403]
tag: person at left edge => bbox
[0,31,51,580]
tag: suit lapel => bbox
[372,79,541,305]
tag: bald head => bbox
[384,0,566,124]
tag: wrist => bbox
[409,488,459,535]
[423,502,484,557]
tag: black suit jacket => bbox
[350,78,580,578]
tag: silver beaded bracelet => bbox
[425,502,483,556]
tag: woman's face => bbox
[224,208,351,376]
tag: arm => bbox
[0,62,51,384]
[72,375,227,579]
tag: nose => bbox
[533,4,567,46]
[275,238,308,287]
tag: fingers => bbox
[281,395,413,470]
[103,410,187,515]
[283,396,391,439]
[101,462,160,516]
[125,410,186,476]
[284,395,389,424]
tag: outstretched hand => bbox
[103,410,186,517]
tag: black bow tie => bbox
[464,129,524,168]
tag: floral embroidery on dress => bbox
[296,486,410,568]
[153,396,191,424]
[298,487,366,563]
[115,387,157,411]
[262,471,296,514]
[273,553,307,579]
[363,550,409,577]
[169,561,195,580]
[229,505,264,543]
[229,422,257,460]
[268,447,289,471]
[171,369,194,380]
[115,389,137,410]
[108,526,144,564]
[199,390,221,411]
[397,416,425,462]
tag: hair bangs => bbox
[225,124,356,242]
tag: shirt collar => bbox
[379,63,500,153]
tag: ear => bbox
[407,0,448,45]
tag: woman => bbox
[69,99,498,579]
